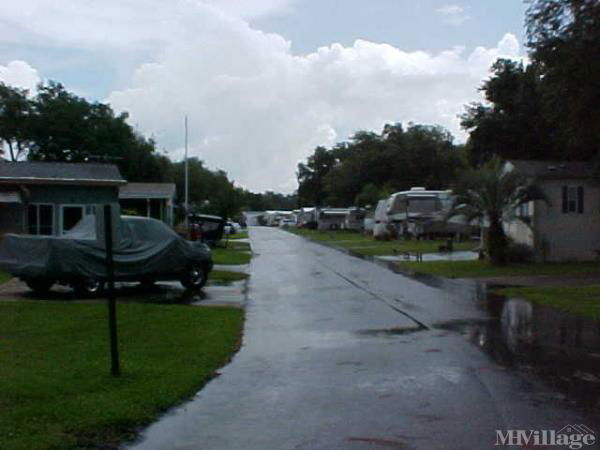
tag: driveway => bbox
[128,227,600,450]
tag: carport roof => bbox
[119,182,176,199]
[0,162,126,186]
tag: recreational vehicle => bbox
[317,208,349,231]
[344,207,366,231]
[387,187,471,238]
[373,199,392,239]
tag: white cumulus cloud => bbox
[108,25,524,192]
[0,0,524,193]
[0,60,41,91]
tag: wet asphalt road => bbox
[128,227,599,450]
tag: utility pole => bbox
[184,115,189,230]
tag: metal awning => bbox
[0,191,21,203]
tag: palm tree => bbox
[448,157,545,265]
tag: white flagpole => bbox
[184,115,189,230]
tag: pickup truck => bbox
[0,215,213,296]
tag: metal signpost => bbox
[104,204,120,376]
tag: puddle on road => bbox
[358,262,600,410]
[439,284,600,410]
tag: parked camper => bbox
[298,207,318,228]
[317,208,349,231]
[344,207,366,232]
[242,211,264,226]
[387,187,472,238]
[373,199,391,239]
[264,210,295,227]
[363,210,375,235]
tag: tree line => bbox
[0,81,296,219]
[297,123,465,207]
[297,0,599,206]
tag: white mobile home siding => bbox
[534,179,600,262]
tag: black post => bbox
[104,204,120,377]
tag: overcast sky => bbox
[0,0,527,193]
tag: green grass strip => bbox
[0,302,243,450]
[212,247,252,265]
[397,260,600,278]
[225,232,248,240]
[209,270,249,283]
[496,285,600,320]
[286,227,476,255]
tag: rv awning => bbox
[0,192,21,203]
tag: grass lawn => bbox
[0,271,11,284]
[0,301,243,450]
[286,227,476,256]
[212,245,252,265]
[287,228,366,242]
[397,260,600,279]
[343,240,475,256]
[209,270,249,283]
[496,285,600,320]
[225,232,248,240]
[226,241,251,251]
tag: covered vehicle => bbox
[0,215,213,295]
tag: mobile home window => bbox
[515,202,530,217]
[562,186,584,214]
[28,204,54,235]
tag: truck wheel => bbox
[73,279,104,297]
[25,279,54,295]
[180,265,208,290]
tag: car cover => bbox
[0,216,211,281]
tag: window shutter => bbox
[578,186,584,214]
[562,186,568,213]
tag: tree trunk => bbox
[486,216,508,265]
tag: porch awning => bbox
[0,192,21,203]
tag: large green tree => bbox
[298,123,463,207]
[526,0,600,160]
[461,59,553,165]
[0,83,31,161]
[8,81,168,182]
[463,1,599,166]
[297,145,338,206]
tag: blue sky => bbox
[0,1,528,192]
[255,0,527,55]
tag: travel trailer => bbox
[317,208,349,231]
[344,207,366,231]
[373,199,392,239]
[363,209,375,235]
[297,207,318,228]
[387,187,472,238]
